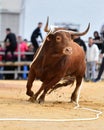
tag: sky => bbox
[21,0,104,41]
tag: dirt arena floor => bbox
[0,80,104,130]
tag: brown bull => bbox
[26,17,90,104]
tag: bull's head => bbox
[44,16,90,37]
[43,17,90,55]
[31,17,90,65]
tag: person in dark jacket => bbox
[94,44,104,82]
[4,28,17,62]
[74,36,87,53]
[93,31,102,50]
[31,22,43,52]
[93,31,100,40]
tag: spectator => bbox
[26,43,34,61]
[93,31,100,40]
[0,44,4,79]
[16,36,29,79]
[0,44,4,61]
[3,28,17,62]
[100,24,104,42]
[16,36,28,61]
[93,31,102,50]
[86,37,99,81]
[31,22,43,52]
[74,35,87,53]
[93,44,104,82]
[26,43,34,78]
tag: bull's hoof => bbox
[70,99,77,104]
[28,97,36,103]
[26,91,34,97]
[69,100,79,107]
[38,98,44,104]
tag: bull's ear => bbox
[46,34,53,41]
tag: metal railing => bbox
[0,50,34,79]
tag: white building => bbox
[0,0,104,42]
[0,0,22,42]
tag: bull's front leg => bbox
[71,77,82,104]
[38,76,62,103]
[26,68,36,102]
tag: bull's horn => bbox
[71,23,90,36]
[44,16,50,32]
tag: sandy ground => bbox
[0,80,104,130]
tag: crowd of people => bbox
[0,22,43,79]
[73,30,104,82]
[0,22,104,81]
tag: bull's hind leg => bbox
[71,77,82,104]
[48,77,75,94]
[26,69,36,102]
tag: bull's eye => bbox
[56,36,62,42]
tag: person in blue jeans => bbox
[86,37,99,81]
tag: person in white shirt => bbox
[86,37,99,81]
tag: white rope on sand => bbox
[0,104,102,122]
[0,109,102,122]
